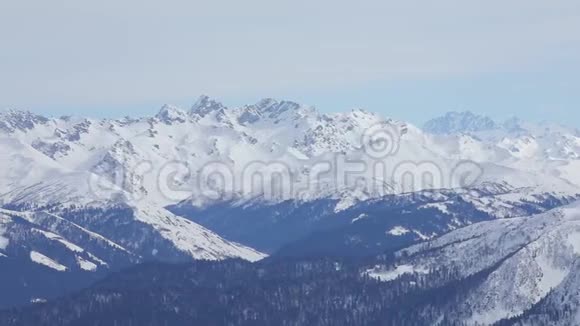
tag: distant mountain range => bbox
[1,97,579,322]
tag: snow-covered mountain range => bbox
[1,97,579,308]
[2,98,579,208]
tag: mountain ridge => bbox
[1,98,580,311]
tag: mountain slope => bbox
[170,182,578,255]
[1,201,579,325]
[0,208,134,307]
[274,184,578,258]
[501,262,580,325]
[365,201,580,324]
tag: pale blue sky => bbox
[1,0,579,126]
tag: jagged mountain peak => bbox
[0,108,50,133]
[227,98,317,126]
[190,95,228,117]
[0,108,49,121]
[155,104,187,124]
[247,98,316,120]
[423,110,498,135]
[254,98,300,112]
[332,108,382,123]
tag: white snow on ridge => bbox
[25,210,131,253]
[87,252,108,267]
[420,202,450,215]
[0,213,11,251]
[133,204,267,262]
[32,228,104,272]
[535,256,568,296]
[0,203,266,264]
[568,233,580,255]
[387,226,410,236]
[413,230,434,240]
[335,196,358,213]
[30,251,67,272]
[0,226,8,250]
[366,264,429,282]
[351,213,368,223]
[32,228,84,253]
[76,256,98,271]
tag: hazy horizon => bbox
[1,0,579,126]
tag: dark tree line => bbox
[0,257,517,326]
